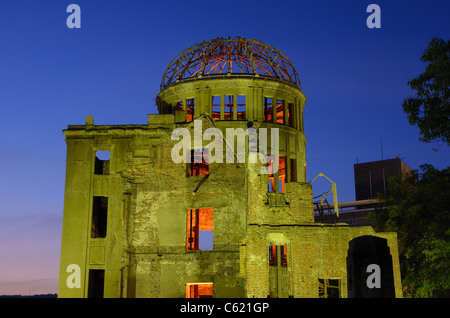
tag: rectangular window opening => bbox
[269,245,277,266]
[88,269,105,298]
[276,100,284,124]
[269,245,287,267]
[287,103,293,127]
[267,156,286,193]
[318,279,340,298]
[279,156,286,193]
[186,98,195,123]
[236,95,246,119]
[189,149,209,176]
[224,95,233,120]
[186,283,213,298]
[264,97,273,122]
[267,157,275,193]
[187,208,213,251]
[91,196,108,238]
[211,96,221,120]
[94,151,110,175]
[290,158,296,182]
[280,245,287,267]
[268,245,288,298]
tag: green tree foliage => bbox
[402,38,450,147]
[368,165,450,297]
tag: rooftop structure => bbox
[160,37,301,90]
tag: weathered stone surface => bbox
[58,74,402,299]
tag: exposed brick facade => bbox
[58,42,402,298]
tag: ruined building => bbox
[58,37,402,298]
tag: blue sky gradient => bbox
[0,0,448,295]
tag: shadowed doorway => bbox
[347,235,395,298]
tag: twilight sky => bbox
[0,0,448,295]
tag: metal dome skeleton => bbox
[160,37,301,90]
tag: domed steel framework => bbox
[160,37,300,90]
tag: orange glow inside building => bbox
[186,283,214,298]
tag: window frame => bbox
[186,208,214,251]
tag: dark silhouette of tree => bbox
[402,38,450,148]
[368,165,450,297]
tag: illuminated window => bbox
[211,96,221,120]
[276,100,284,124]
[264,97,273,122]
[186,98,195,122]
[269,245,277,266]
[91,196,108,238]
[269,245,287,267]
[189,149,209,176]
[278,156,286,193]
[236,95,246,119]
[224,95,233,120]
[186,283,213,298]
[280,245,287,267]
[267,156,286,193]
[269,245,288,297]
[268,157,275,193]
[187,208,213,251]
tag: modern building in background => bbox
[58,37,402,298]
[315,157,412,227]
[354,157,412,202]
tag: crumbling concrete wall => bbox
[119,119,247,297]
[59,75,402,298]
[243,225,402,298]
